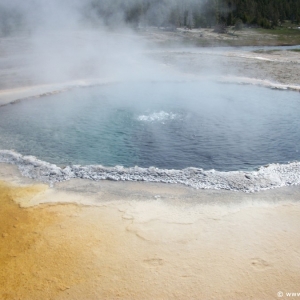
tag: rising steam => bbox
[2,0,216,86]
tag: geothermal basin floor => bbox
[0,36,300,299]
[1,163,300,300]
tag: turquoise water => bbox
[0,81,299,171]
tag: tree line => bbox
[1,0,300,36]
[88,0,300,29]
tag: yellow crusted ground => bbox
[1,178,300,300]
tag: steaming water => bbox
[0,81,299,172]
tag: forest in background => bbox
[0,0,300,36]
[87,0,300,29]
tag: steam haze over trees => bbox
[84,0,300,29]
[0,0,300,36]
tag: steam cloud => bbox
[0,0,232,89]
[1,0,203,86]
[0,0,211,34]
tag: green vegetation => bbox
[254,26,300,45]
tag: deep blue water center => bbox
[0,81,299,171]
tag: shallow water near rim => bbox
[0,81,299,171]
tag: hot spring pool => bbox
[0,81,299,172]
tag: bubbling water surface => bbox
[0,81,299,171]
